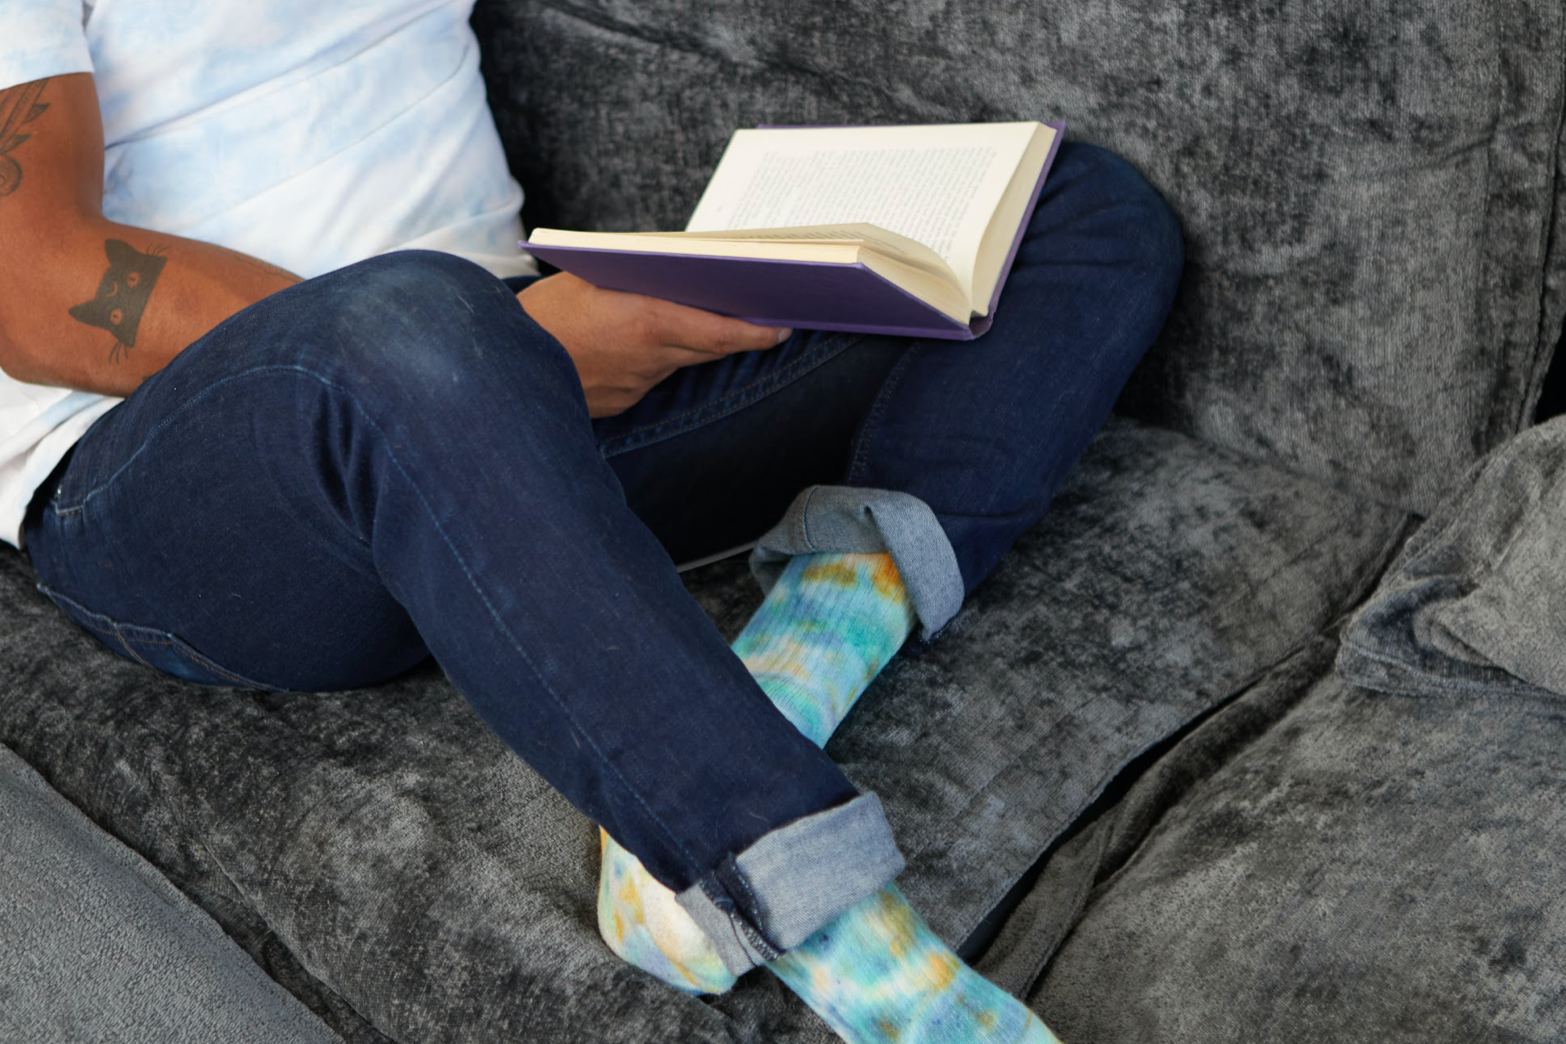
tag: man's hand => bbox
[517,272,790,418]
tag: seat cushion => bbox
[1030,640,1566,1043]
[0,419,1407,1043]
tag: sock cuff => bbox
[748,486,964,642]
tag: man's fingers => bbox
[647,298,790,355]
[645,343,747,373]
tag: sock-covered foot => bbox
[597,829,735,994]
[769,883,1063,1044]
[596,551,916,994]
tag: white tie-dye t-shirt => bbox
[0,0,537,548]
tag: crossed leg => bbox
[589,141,1183,1038]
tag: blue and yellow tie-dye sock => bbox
[733,550,917,746]
[769,884,1062,1044]
[598,551,1060,1041]
[597,551,916,994]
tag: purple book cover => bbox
[524,122,1065,342]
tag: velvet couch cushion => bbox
[0,743,341,1044]
[1029,636,1566,1043]
[0,420,1406,1042]
[1339,416,1566,700]
[472,0,1566,516]
[1008,420,1566,1037]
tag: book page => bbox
[686,124,1037,305]
[640,223,957,280]
[971,123,1057,315]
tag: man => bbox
[0,2,1181,1040]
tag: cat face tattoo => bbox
[69,239,167,361]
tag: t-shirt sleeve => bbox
[0,1,93,92]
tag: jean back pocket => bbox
[38,585,286,692]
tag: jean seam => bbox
[40,584,282,688]
[599,333,859,457]
[50,359,315,516]
[53,610,116,639]
[703,871,781,963]
[110,624,158,670]
[116,633,272,688]
[736,914,779,961]
[792,486,816,551]
[115,364,710,874]
[55,365,378,559]
[697,877,762,964]
[721,858,783,957]
[36,585,127,641]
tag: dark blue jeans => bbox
[23,142,1182,965]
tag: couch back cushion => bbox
[473,0,1566,514]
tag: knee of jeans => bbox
[309,250,585,419]
[1049,142,1185,302]
[1121,175,1185,311]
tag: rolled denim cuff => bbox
[748,485,964,642]
[674,792,905,976]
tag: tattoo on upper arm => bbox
[0,78,49,197]
[69,240,167,362]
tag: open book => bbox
[525,121,1063,340]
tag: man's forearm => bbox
[0,216,299,397]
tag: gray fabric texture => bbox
[473,0,1566,515]
[1031,637,1566,1043]
[977,637,1343,1000]
[0,419,1405,1042]
[810,419,1405,949]
[676,791,906,975]
[1338,416,1566,700]
[749,484,965,641]
[0,743,342,1044]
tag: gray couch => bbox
[3,0,1564,1041]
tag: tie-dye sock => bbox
[597,551,916,994]
[598,553,1059,1041]
[768,884,1062,1044]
